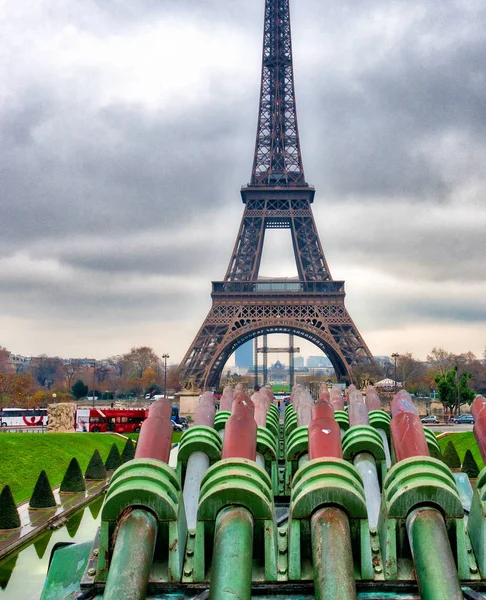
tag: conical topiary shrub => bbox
[29,470,56,509]
[121,438,136,463]
[462,449,480,479]
[60,458,86,493]
[0,485,20,529]
[442,440,461,469]
[105,443,122,471]
[85,449,106,481]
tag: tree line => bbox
[0,346,182,407]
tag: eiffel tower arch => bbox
[180,0,376,389]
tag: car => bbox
[171,420,185,433]
[452,414,475,424]
[421,415,439,424]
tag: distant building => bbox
[235,341,253,368]
[294,356,304,367]
[307,355,332,368]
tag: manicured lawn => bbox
[0,433,127,503]
[125,431,182,444]
[437,432,484,469]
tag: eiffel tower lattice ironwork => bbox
[180,0,375,389]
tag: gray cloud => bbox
[0,0,485,360]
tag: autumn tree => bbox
[427,347,455,377]
[31,356,63,388]
[62,360,83,390]
[0,373,34,407]
[122,347,160,379]
[0,347,12,375]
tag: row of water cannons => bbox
[42,386,486,600]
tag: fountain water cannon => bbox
[191,394,278,598]
[252,390,279,493]
[176,393,222,530]
[465,395,486,577]
[365,386,393,468]
[287,397,372,598]
[284,391,314,494]
[100,399,186,599]
[379,390,468,598]
[330,386,349,434]
[342,388,385,528]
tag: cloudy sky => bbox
[1,0,485,366]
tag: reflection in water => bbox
[65,508,84,538]
[33,530,53,560]
[0,554,17,590]
[0,498,102,599]
[88,494,103,521]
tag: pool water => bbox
[0,495,104,599]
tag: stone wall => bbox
[47,403,75,432]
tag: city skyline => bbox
[1,1,485,364]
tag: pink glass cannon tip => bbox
[329,387,344,411]
[471,395,486,421]
[389,390,429,461]
[348,389,369,427]
[252,391,268,426]
[220,387,234,412]
[472,395,486,463]
[233,391,255,417]
[195,395,216,427]
[319,389,331,403]
[222,397,257,461]
[365,386,381,412]
[135,398,173,464]
[297,393,313,427]
[234,383,244,392]
[390,389,419,417]
[308,400,342,460]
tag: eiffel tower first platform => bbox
[180,0,376,389]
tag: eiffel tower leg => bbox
[289,333,295,388]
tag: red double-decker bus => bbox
[76,408,148,433]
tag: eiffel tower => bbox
[180,0,375,389]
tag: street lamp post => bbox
[162,354,169,399]
[391,353,399,394]
[92,360,96,408]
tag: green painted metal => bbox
[406,507,463,600]
[342,425,385,463]
[284,412,298,439]
[378,455,470,581]
[284,425,309,494]
[423,426,442,459]
[213,411,231,432]
[265,410,280,439]
[103,508,158,600]
[368,410,391,436]
[311,507,357,600]
[40,541,91,600]
[467,466,486,577]
[284,404,295,419]
[98,458,187,583]
[193,457,278,582]
[288,457,372,582]
[209,506,254,600]
[256,426,279,493]
[333,409,350,431]
[176,425,222,480]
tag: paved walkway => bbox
[0,479,108,560]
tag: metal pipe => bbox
[256,452,265,469]
[311,507,357,600]
[298,453,308,469]
[406,507,462,600]
[183,451,210,530]
[209,506,253,600]
[353,452,381,529]
[103,508,158,600]
[377,428,392,469]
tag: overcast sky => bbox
[1,0,485,366]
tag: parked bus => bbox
[0,407,48,427]
[75,408,148,433]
